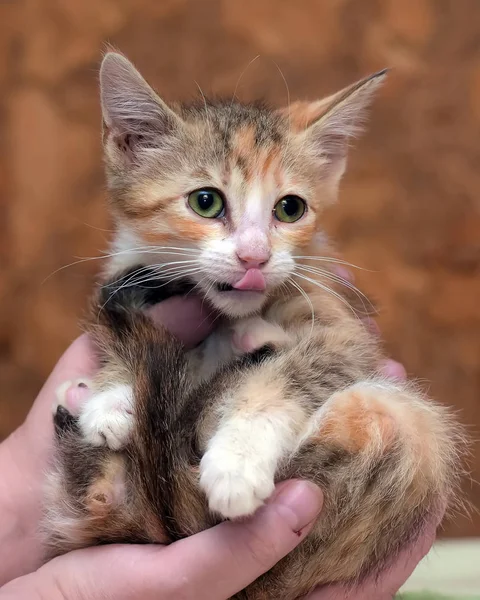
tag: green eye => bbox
[273,195,306,223]
[188,188,225,218]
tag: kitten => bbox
[43,53,464,598]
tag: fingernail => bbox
[333,266,354,282]
[272,480,323,531]
[363,317,380,337]
[381,359,407,381]
[65,383,90,412]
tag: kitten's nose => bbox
[236,251,270,269]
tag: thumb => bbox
[141,479,324,600]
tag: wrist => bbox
[0,425,46,585]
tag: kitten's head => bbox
[100,52,385,317]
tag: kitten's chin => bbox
[206,288,267,317]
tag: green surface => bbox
[399,539,480,597]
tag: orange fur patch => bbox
[136,213,214,243]
[282,221,317,247]
[317,387,397,453]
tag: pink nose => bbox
[236,251,270,269]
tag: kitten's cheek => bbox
[146,295,217,348]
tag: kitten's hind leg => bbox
[300,380,459,506]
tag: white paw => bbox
[200,444,276,519]
[78,384,134,450]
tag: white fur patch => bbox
[78,384,134,450]
[200,413,293,519]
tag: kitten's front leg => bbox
[200,319,298,519]
[200,368,307,519]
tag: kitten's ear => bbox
[100,52,183,156]
[280,70,387,185]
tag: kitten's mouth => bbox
[215,269,266,294]
[216,283,234,292]
[215,282,264,294]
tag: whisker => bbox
[292,272,361,321]
[200,279,217,313]
[222,55,261,159]
[271,59,292,166]
[296,264,375,316]
[194,80,221,164]
[96,268,203,320]
[79,221,115,233]
[103,260,200,289]
[287,278,315,335]
[293,255,374,272]
[42,246,198,284]
[126,268,202,289]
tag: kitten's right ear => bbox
[100,52,182,156]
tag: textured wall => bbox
[1,0,479,536]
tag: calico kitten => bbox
[43,53,464,598]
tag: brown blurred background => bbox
[0,0,479,537]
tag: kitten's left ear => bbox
[280,70,387,186]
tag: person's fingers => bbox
[146,295,216,348]
[332,266,354,282]
[363,316,381,337]
[380,358,407,381]
[45,480,322,600]
[24,334,97,437]
[0,335,99,583]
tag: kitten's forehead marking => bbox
[225,124,286,226]
[243,182,273,230]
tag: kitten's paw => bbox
[200,445,275,519]
[78,384,134,450]
[231,317,292,355]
